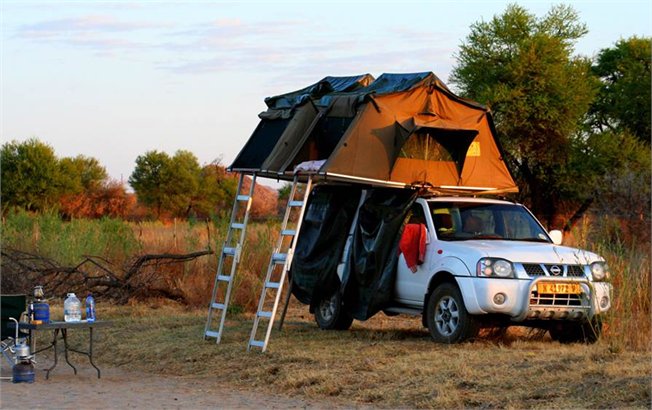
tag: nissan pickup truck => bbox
[315,196,612,344]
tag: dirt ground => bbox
[1,363,360,409]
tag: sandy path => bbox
[1,366,356,409]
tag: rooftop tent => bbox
[318,72,518,193]
[229,74,374,172]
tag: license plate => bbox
[537,282,581,294]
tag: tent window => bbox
[399,132,453,162]
[230,118,290,170]
[395,127,478,176]
[288,116,353,169]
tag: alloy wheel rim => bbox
[435,296,460,336]
[319,295,337,322]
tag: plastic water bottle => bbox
[64,293,82,322]
[85,294,96,322]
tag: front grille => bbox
[530,291,585,306]
[521,263,587,277]
[566,265,585,277]
[523,264,545,276]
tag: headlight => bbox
[477,258,515,278]
[590,261,609,281]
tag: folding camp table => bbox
[8,320,112,379]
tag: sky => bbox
[2,1,651,188]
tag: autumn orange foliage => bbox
[59,180,133,219]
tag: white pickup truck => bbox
[315,196,612,344]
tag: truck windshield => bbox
[428,202,550,242]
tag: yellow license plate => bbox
[537,282,581,294]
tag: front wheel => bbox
[549,317,602,344]
[314,290,353,330]
[426,283,479,343]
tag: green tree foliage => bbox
[590,36,651,143]
[129,150,234,218]
[129,150,175,218]
[450,4,598,228]
[1,139,61,211]
[58,155,108,194]
[195,161,237,218]
[168,150,202,216]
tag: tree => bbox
[168,150,202,217]
[1,139,61,211]
[589,36,651,143]
[58,155,108,195]
[194,160,237,218]
[450,4,598,228]
[59,179,131,219]
[129,151,173,218]
[129,150,204,218]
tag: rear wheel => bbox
[426,283,479,343]
[314,290,353,330]
[549,317,602,344]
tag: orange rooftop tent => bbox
[230,72,517,195]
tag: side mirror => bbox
[549,230,563,245]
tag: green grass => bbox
[1,209,140,266]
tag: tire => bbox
[549,317,602,344]
[425,282,479,343]
[314,290,353,330]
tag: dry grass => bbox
[128,219,279,310]
[4,212,650,351]
[60,302,652,409]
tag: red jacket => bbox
[399,223,427,271]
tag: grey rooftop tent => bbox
[229,72,518,194]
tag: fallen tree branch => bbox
[1,247,214,304]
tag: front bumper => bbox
[457,276,612,322]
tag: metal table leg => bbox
[88,327,100,378]
[61,329,77,375]
[66,326,101,379]
[45,329,59,380]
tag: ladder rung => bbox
[217,275,232,282]
[249,340,265,348]
[211,303,226,310]
[257,311,272,318]
[272,253,287,263]
[236,195,251,201]
[205,330,220,338]
[281,229,296,236]
[266,281,281,289]
[288,200,304,207]
[231,223,245,230]
[223,247,236,256]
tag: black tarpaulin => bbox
[289,184,362,307]
[341,188,418,320]
[264,74,374,109]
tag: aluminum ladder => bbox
[204,173,256,343]
[248,175,312,352]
